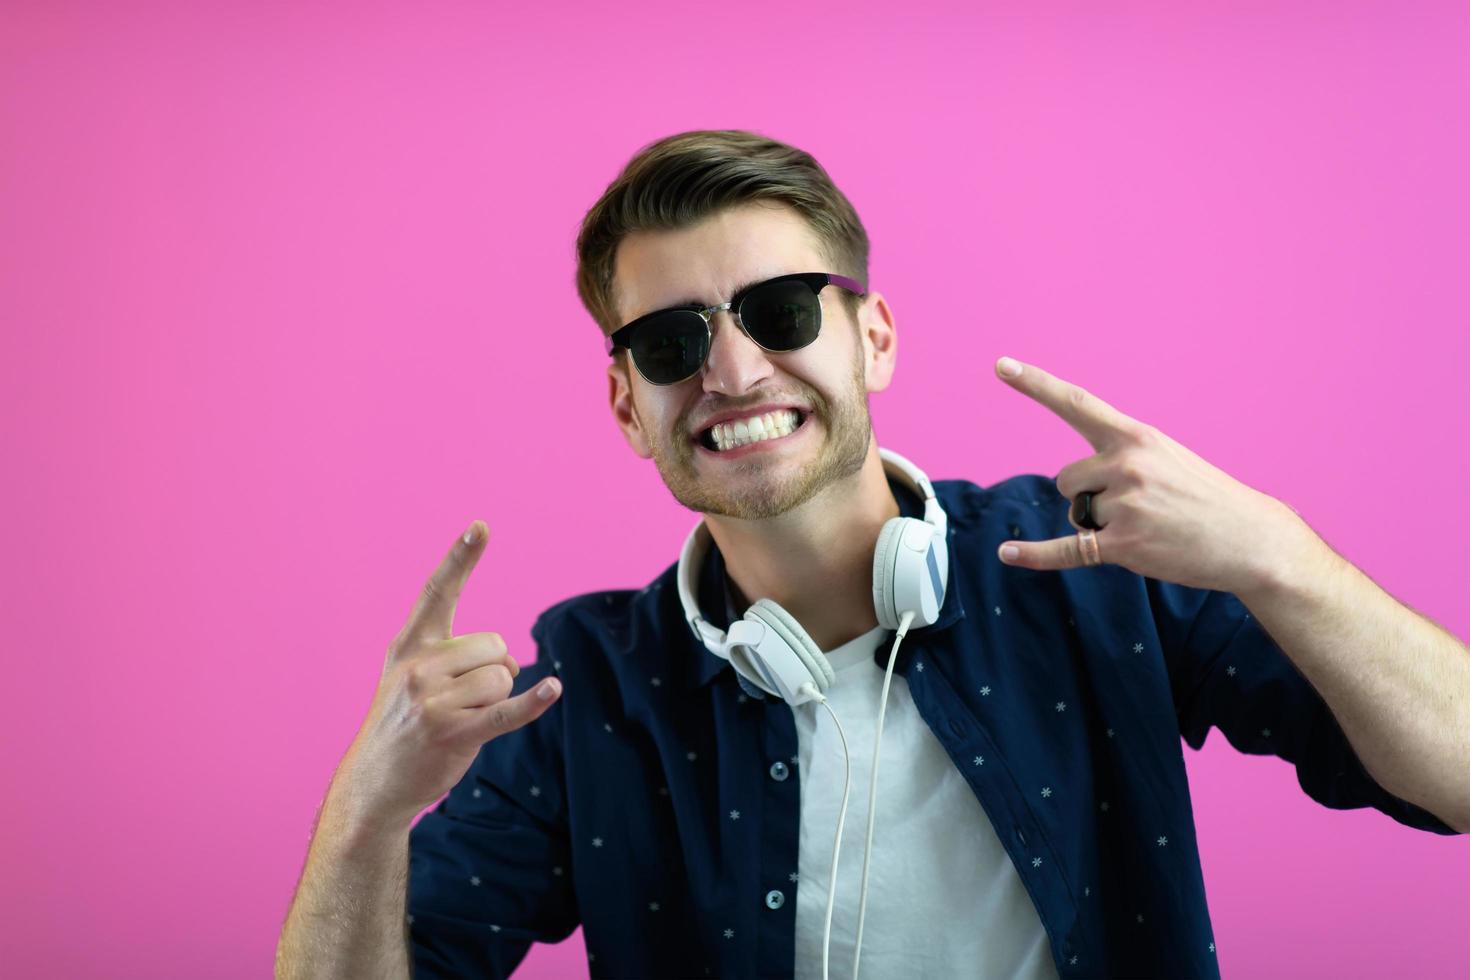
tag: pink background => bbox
[3,1,1467,976]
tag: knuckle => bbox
[1128,423,1159,448]
[1117,455,1147,485]
[485,632,507,657]
[405,662,433,697]
[412,693,441,731]
[1066,386,1090,412]
[489,664,514,697]
[487,703,515,734]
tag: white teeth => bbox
[708,409,801,451]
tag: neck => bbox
[703,440,900,652]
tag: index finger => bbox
[994,356,1140,451]
[402,520,487,643]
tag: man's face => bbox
[607,200,896,520]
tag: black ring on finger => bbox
[1072,491,1104,531]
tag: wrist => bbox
[1239,500,1335,604]
[319,780,417,850]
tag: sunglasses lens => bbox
[631,313,709,385]
[741,279,821,351]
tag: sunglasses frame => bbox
[605,271,868,386]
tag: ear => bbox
[607,354,654,459]
[855,291,898,394]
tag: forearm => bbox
[1237,512,1470,833]
[276,788,414,980]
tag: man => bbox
[277,130,1469,980]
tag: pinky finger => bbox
[475,676,563,741]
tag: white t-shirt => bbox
[789,625,1060,980]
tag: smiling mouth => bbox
[697,408,808,452]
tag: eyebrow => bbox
[665,274,778,312]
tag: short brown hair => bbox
[574,129,870,339]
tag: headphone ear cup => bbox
[871,518,906,631]
[746,598,835,690]
[874,516,948,629]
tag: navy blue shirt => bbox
[407,473,1458,979]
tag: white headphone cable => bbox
[799,682,850,980]
[851,609,915,980]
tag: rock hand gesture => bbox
[332,520,563,830]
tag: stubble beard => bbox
[644,354,872,520]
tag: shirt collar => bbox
[688,474,967,689]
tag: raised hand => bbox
[331,520,562,830]
[991,355,1318,596]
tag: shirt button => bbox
[769,761,789,781]
[765,889,785,910]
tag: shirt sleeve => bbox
[406,653,580,978]
[1149,577,1461,836]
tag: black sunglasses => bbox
[605,272,867,386]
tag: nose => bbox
[700,308,775,396]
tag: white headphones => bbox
[676,447,949,706]
[676,447,950,980]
